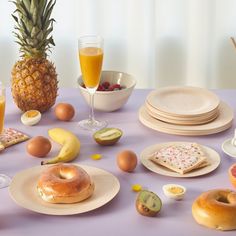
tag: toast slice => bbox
[150,143,207,174]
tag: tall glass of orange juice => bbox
[0,83,11,189]
[78,35,107,130]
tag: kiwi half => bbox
[93,128,123,146]
[136,190,162,217]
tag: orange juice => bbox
[79,47,103,88]
[0,96,5,133]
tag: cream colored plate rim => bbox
[138,101,233,136]
[146,105,219,126]
[146,99,219,118]
[146,87,220,116]
[9,164,120,215]
[145,101,218,121]
[140,142,221,177]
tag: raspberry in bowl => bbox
[78,71,136,112]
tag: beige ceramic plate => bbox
[139,101,233,136]
[9,164,120,215]
[146,87,220,117]
[145,103,219,126]
[140,142,221,177]
[145,101,218,121]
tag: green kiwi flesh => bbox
[136,190,162,216]
[93,128,123,146]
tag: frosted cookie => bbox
[0,128,29,150]
[150,143,207,174]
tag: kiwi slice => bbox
[136,190,162,217]
[93,128,123,146]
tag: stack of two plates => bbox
[139,86,233,136]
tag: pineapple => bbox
[11,0,58,112]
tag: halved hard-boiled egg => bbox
[21,110,41,126]
[162,184,186,200]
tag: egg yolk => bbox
[26,110,39,118]
[167,186,184,194]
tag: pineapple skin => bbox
[11,57,58,113]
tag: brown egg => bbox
[117,150,138,172]
[27,136,52,158]
[54,103,75,121]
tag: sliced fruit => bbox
[229,163,236,188]
[93,128,123,146]
[136,190,162,217]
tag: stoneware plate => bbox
[138,101,233,136]
[146,87,220,117]
[9,164,120,215]
[140,142,221,178]
[145,102,219,126]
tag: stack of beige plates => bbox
[139,86,233,136]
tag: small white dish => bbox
[78,71,136,112]
[222,138,236,158]
[162,184,186,200]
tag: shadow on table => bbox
[0,211,42,230]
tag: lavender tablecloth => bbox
[1,88,236,236]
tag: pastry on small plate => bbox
[150,143,207,174]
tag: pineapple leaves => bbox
[11,0,56,58]
[22,0,30,13]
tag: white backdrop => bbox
[1,0,236,88]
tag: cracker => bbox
[0,128,29,151]
[150,143,207,174]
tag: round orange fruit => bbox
[229,163,236,188]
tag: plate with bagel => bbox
[9,164,120,215]
[140,142,221,177]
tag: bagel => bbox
[37,164,94,204]
[192,189,236,231]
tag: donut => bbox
[192,189,236,231]
[37,164,94,204]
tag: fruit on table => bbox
[82,82,124,91]
[54,103,75,121]
[93,128,123,146]
[11,0,58,112]
[41,128,80,165]
[136,190,162,217]
[27,136,51,158]
[21,110,41,126]
[229,163,236,188]
[117,150,137,172]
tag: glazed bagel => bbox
[192,189,236,231]
[37,164,94,204]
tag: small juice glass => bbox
[0,83,5,133]
[0,83,11,188]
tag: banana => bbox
[41,128,80,165]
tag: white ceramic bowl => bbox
[78,71,136,112]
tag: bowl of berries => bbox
[78,71,136,112]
